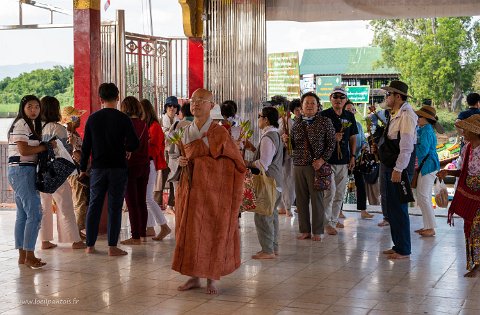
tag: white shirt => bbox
[253,126,278,172]
[183,117,213,147]
[8,119,40,166]
[387,101,417,172]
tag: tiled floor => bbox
[0,207,478,315]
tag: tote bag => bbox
[247,168,276,216]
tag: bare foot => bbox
[85,246,96,254]
[361,210,374,219]
[414,228,425,233]
[108,246,128,256]
[419,229,435,237]
[312,234,322,241]
[72,241,86,249]
[387,253,409,260]
[336,222,344,228]
[286,210,293,217]
[146,227,156,236]
[464,265,479,278]
[325,225,337,235]
[18,249,26,265]
[152,225,172,241]
[41,241,57,250]
[297,233,311,240]
[339,211,346,219]
[178,277,201,291]
[251,252,276,259]
[24,258,46,269]
[278,208,286,215]
[378,220,390,227]
[120,238,141,245]
[206,279,218,294]
[382,249,396,254]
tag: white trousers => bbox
[323,164,349,227]
[416,171,437,229]
[146,161,167,227]
[39,181,81,243]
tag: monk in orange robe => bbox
[173,88,246,294]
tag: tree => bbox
[370,17,480,111]
[0,66,73,105]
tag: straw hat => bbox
[61,106,87,124]
[415,105,445,134]
[455,114,480,135]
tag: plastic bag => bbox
[434,179,449,208]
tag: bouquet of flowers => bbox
[338,119,352,160]
[166,127,190,185]
[237,120,253,158]
[277,106,292,155]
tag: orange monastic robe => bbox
[172,122,246,280]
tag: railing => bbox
[0,142,14,203]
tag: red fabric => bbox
[188,38,204,97]
[172,122,246,280]
[148,121,167,170]
[448,143,480,235]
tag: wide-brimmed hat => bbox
[415,105,444,134]
[381,80,410,97]
[455,114,480,135]
[61,106,86,124]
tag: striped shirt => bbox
[8,119,40,166]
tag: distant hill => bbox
[0,62,70,80]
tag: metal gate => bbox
[101,10,188,114]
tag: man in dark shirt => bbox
[80,83,139,256]
[321,87,358,235]
[457,93,480,121]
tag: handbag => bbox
[36,142,77,194]
[355,150,378,175]
[247,167,276,216]
[411,154,429,189]
[240,169,257,212]
[394,170,415,203]
[302,123,333,191]
[314,163,332,191]
[363,163,379,184]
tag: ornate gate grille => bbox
[101,11,188,114]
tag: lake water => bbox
[0,118,14,142]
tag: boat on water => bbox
[437,137,460,167]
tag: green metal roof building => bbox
[300,47,399,89]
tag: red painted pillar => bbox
[73,0,101,137]
[188,38,204,97]
[73,1,108,235]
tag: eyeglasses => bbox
[332,94,346,100]
[386,92,396,97]
[190,98,213,104]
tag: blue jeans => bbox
[8,166,42,251]
[86,168,128,247]
[382,167,411,255]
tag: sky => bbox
[0,0,374,66]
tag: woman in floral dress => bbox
[438,114,480,277]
